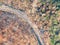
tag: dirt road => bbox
[0,4,44,45]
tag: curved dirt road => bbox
[0,4,44,45]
